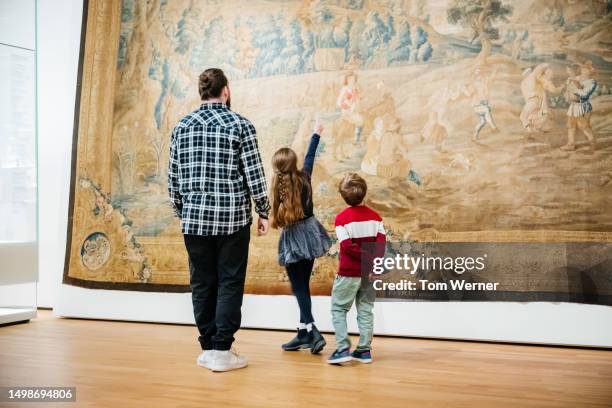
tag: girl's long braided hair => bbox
[271,147,305,229]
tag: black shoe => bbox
[310,325,326,354]
[282,329,312,351]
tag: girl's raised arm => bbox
[303,120,323,176]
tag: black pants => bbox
[184,225,250,351]
[286,258,315,324]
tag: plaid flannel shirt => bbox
[168,102,270,236]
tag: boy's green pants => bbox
[331,275,374,351]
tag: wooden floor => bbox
[1,311,611,408]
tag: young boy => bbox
[327,173,386,364]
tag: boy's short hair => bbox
[339,173,367,206]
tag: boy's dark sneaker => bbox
[351,349,372,363]
[326,348,352,364]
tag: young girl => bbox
[271,120,332,354]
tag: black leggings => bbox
[286,258,315,324]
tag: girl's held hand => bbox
[257,217,269,236]
[314,120,324,136]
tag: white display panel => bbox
[0,3,37,321]
[0,44,37,244]
[0,307,36,324]
[0,44,38,299]
[0,0,36,50]
[55,285,612,348]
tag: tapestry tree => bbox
[447,0,512,63]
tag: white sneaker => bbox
[210,348,248,372]
[196,350,215,369]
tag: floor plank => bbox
[0,311,611,408]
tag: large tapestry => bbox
[65,0,612,301]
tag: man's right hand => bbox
[257,217,269,236]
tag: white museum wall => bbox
[42,1,612,346]
[37,0,83,308]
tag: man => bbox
[421,82,461,151]
[168,68,270,372]
[520,63,563,134]
[336,72,364,145]
[465,67,499,141]
[561,61,597,151]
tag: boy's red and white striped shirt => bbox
[334,205,386,277]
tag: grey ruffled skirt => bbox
[278,216,332,266]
